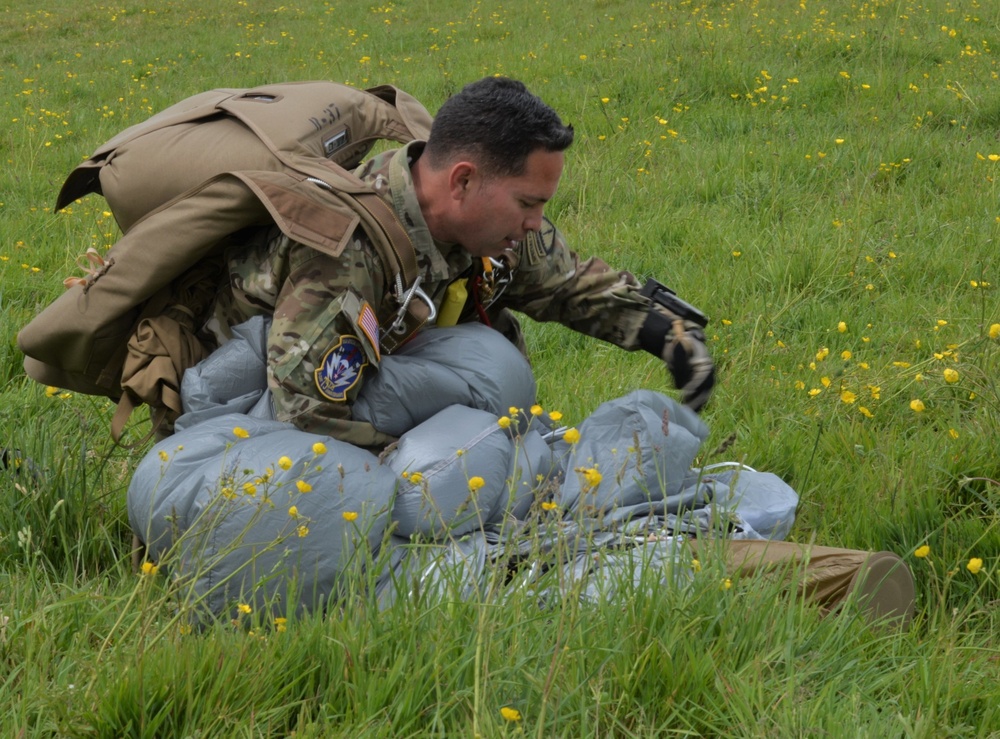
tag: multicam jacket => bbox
[207,141,654,447]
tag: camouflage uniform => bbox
[208,141,654,447]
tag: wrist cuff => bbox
[638,309,672,357]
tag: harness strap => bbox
[354,191,420,289]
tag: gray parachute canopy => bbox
[129,319,798,620]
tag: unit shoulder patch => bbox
[314,335,368,401]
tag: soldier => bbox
[206,76,715,449]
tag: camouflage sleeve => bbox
[499,218,652,350]
[266,232,395,448]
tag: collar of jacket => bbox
[376,142,471,286]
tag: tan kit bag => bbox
[18,81,433,442]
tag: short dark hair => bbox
[425,77,574,178]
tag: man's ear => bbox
[448,161,477,200]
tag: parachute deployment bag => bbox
[18,81,434,441]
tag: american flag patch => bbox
[358,301,381,360]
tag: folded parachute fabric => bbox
[126,317,911,626]
[129,413,396,620]
[174,314,273,432]
[352,322,537,436]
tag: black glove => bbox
[638,308,716,413]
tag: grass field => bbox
[1,0,999,735]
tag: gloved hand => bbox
[638,309,716,412]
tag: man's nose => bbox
[523,207,544,233]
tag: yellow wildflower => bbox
[548,411,563,421]
[581,467,602,489]
[296,480,312,493]
[943,368,959,384]
[721,578,732,590]
[233,426,250,439]
[468,476,485,492]
[859,406,873,418]
[312,441,327,455]
[237,603,252,614]
[242,482,257,497]
[273,617,288,633]
[966,557,983,574]
[342,511,358,522]
[989,323,1000,340]
[691,559,701,573]
[541,501,558,511]
[500,707,522,722]
[808,388,821,397]
[815,347,830,361]
[497,416,512,429]
[837,321,847,333]
[408,471,424,484]
[45,386,60,397]
[158,450,169,462]
[140,561,159,576]
[914,545,930,558]
[288,505,299,518]
[296,525,309,538]
[910,399,925,412]
[278,456,293,471]
[563,428,581,444]
[840,390,857,404]
[530,404,543,416]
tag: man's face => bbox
[451,149,564,258]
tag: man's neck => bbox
[410,153,451,245]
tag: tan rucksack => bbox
[18,81,433,442]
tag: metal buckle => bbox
[389,275,437,334]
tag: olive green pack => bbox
[17,81,433,441]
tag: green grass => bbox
[2,0,999,735]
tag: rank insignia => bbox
[522,230,547,266]
[315,336,368,401]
